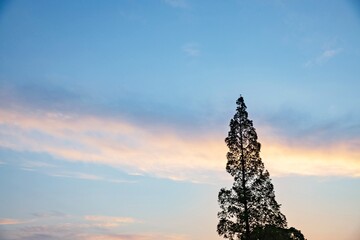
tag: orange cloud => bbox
[1,108,359,182]
[258,126,360,177]
[0,218,28,225]
[0,108,226,182]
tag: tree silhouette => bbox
[217,96,287,240]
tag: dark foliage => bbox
[217,96,287,240]
[249,225,306,240]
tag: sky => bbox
[0,0,359,239]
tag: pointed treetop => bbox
[236,95,246,108]
[236,94,247,110]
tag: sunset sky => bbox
[0,0,360,240]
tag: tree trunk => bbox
[240,121,250,240]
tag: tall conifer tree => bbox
[217,96,287,240]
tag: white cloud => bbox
[21,160,57,169]
[305,48,342,67]
[13,159,135,184]
[49,171,102,180]
[182,43,200,57]
[163,0,188,9]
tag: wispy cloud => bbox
[81,233,189,240]
[21,160,57,170]
[0,107,226,183]
[47,171,133,183]
[1,106,360,181]
[57,233,189,240]
[305,48,342,67]
[0,213,147,240]
[84,215,138,228]
[32,211,68,219]
[163,0,189,9]
[182,43,200,57]
[1,85,360,182]
[0,218,30,225]
[2,222,188,240]
[10,158,135,184]
[49,171,98,180]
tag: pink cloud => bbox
[80,233,189,240]
[84,215,138,228]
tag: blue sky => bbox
[0,0,359,240]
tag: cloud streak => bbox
[305,48,342,67]
[182,43,200,57]
[259,126,360,177]
[0,213,148,240]
[1,103,359,182]
[1,221,188,240]
[0,107,225,182]
[84,215,138,228]
[163,0,189,9]
[0,218,28,225]
[10,158,135,184]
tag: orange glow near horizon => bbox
[1,108,359,182]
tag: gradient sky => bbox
[0,0,360,240]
